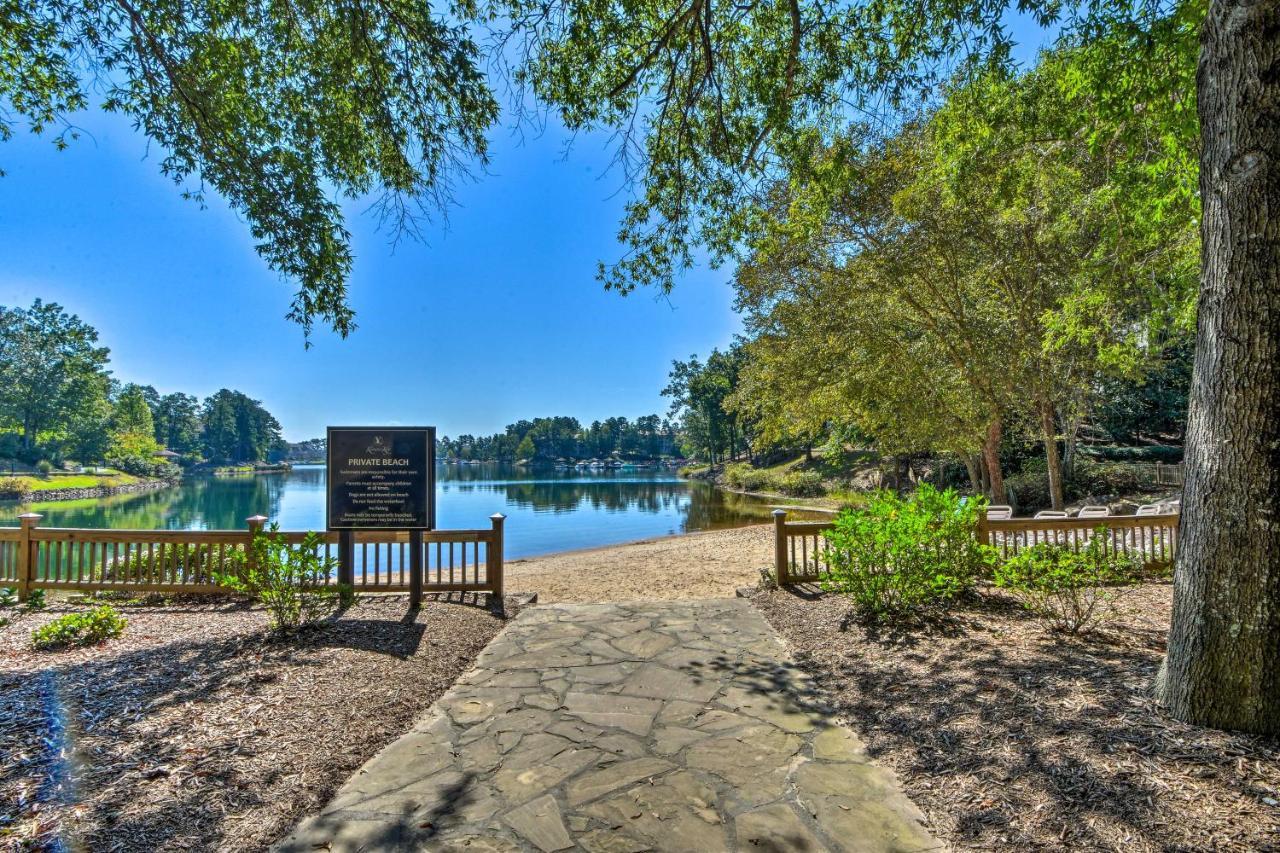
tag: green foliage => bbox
[4,2,500,338]
[25,589,45,610]
[723,463,826,497]
[437,415,677,463]
[31,605,126,650]
[109,455,180,480]
[0,587,17,607]
[993,536,1142,633]
[822,485,993,618]
[0,299,112,461]
[200,389,284,464]
[35,459,54,475]
[663,347,756,463]
[216,526,343,631]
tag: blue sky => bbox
[0,109,742,441]
[0,18,1053,443]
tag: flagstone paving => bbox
[275,599,941,852]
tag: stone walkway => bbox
[276,599,940,852]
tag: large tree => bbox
[0,299,113,457]
[496,0,1278,732]
[3,0,499,338]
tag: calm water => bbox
[0,464,789,559]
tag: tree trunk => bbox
[1156,0,1280,734]
[982,420,1007,504]
[1040,399,1066,511]
[964,454,981,494]
[1063,414,1080,482]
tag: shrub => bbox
[822,485,993,619]
[0,587,16,607]
[723,462,772,491]
[993,533,1142,633]
[215,525,345,631]
[31,606,127,650]
[0,476,33,497]
[25,589,45,610]
[110,455,181,479]
[778,470,824,497]
[35,460,54,475]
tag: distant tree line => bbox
[0,300,285,472]
[438,415,679,463]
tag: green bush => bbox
[993,534,1142,633]
[25,589,45,610]
[215,525,345,631]
[0,587,16,607]
[31,605,127,650]
[822,485,993,619]
[110,455,181,479]
[35,460,54,475]
[778,470,824,497]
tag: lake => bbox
[0,464,792,559]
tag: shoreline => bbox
[0,478,171,506]
[505,523,776,603]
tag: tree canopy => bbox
[3,0,499,338]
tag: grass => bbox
[0,470,141,494]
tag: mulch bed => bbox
[0,594,506,851]
[754,583,1280,851]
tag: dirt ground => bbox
[505,524,773,602]
[0,595,504,851]
[754,583,1280,852]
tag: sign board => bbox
[326,427,436,530]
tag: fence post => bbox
[773,509,789,586]
[16,513,41,602]
[489,513,506,605]
[245,515,268,573]
[975,515,990,547]
[409,529,423,608]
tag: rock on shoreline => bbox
[1,478,172,505]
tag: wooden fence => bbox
[772,508,1180,585]
[1,513,505,601]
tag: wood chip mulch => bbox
[754,583,1280,852]
[0,594,506,851]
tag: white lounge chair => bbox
[1135,504,1162,516]
[1077,505,1111,518]
[1034,509,1069,519]
[986,505,1013,520]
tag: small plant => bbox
[35,459,54,475]
[822,485,993,619]
[31,605,127,650]
[25,589,46,610]
[0,587,16,607]
[993,532,1142,633]
[215,525,344,631]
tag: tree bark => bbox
[1156,0,1280,734]
[982,420,1007,505]
[1039,399,1066,511]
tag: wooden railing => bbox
[2,513,505,601]
[977,513,1179,568]
[772,508,1180,585]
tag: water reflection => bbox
[0,463,794,559]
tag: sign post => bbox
[327,427,436,606]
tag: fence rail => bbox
[3,513,505,601]
[772,509,1180,585]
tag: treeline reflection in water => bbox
[1,464,789,557]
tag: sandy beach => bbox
[504,523,773,602]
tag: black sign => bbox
[326,427,435,530]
